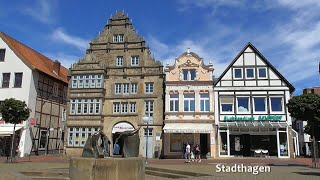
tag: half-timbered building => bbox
[214,43,297,158]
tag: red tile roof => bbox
[0,32,69,84]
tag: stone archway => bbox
[112,122,135,156]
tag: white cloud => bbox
[51,28,89,51]
[45,52,82,69]
[23,0,56,24]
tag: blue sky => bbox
[1,0,319,95]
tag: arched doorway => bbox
[112,122,134,156]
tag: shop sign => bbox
[224,115,282,121]
[112,122,134,133]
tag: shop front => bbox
[218,120,291,158]
[163,123,214,158]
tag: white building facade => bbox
[163,50,215,158]
[214,43,297,158]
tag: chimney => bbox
[53,60,61,76]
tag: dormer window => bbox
[113,34,124,43]
[182,69,196,81]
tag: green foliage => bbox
[0,98,30,124]
[287,94,320,122]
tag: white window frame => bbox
[115,83,122,94]
[89,75,96,88]
[236,96,251,114]
[84,75,90,88]
[123,83,129,94]
[145,100,154,119]
[95,75,103,88]
[200,93,210,112]
[83,99,88,114]
[116,56,123,66]
[233,68,243,79]
[258,67,268,79]
[131,83,138,94]
[113,102,120,113]
[72,76,78,88]
[78,76,84,88]
[169,94,179,112]
[145,82,154,94]
[76,99,83,114]
[253,96,267,113]
[113,35,118,42]
[245,68,255,79]
[118,34,124,42]
[220,96,234,114]
[122,103,128,113]
[89,99,94,114]
[131,56,139,66]
[269,96,284,114]
[70,99,76,114]
[183,94,195,112]
[68,127,100,147]
[130,102,136,113]
[94,99,101,114]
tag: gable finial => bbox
[187,48,190,54]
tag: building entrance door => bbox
[200,134,208,156]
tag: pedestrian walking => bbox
[195,144,201,162]
[185,142,191,163]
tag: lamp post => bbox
[142,115,149,164]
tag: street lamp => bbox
[142,115,149,164]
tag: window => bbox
[184,94,195,112]
[115,83,122,94]
[220,97,233,113]
[116,56,123,66]
[121,103,128,113]
[131,56,139,66]
[130,102,136,113]
[144,128,153,136]
[182,69,197,81]
[131,83,138,94]
[113,34,124,43]
[253,97,266,112]
[52,82,59,97]
[70,99,101,115]
[169,94,179,112]
[2,73,10,88]
[246,68,255,78]
[0,49,5,62]
[68,127,99,147]
[145,82,154,94]
[145,100,154,118]
[70,100,76,114]
[123,83,129,94]
[113,103,120,113]
[234,68,243,79]
[71,74,103,89]
[14,73,23,88]
[237,97,250,113]
[200,94,210,112]
[270,97,283,112]
[258,68,267,78]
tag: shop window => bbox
[258,68,267,78]
[278,131,289,157]
[237,97,250,113]
[270,97,283,112]
[220,96,234,113]
[200,94,210,112]
[184,94,195,112]
[253,97,266,112]
[170,134,182,152]
[219,132,228,156]
[246,68,255,79]
[234,68,242,79]
[169,94,179,112]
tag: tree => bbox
[287,94,320,168]
[0,98,30,162]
